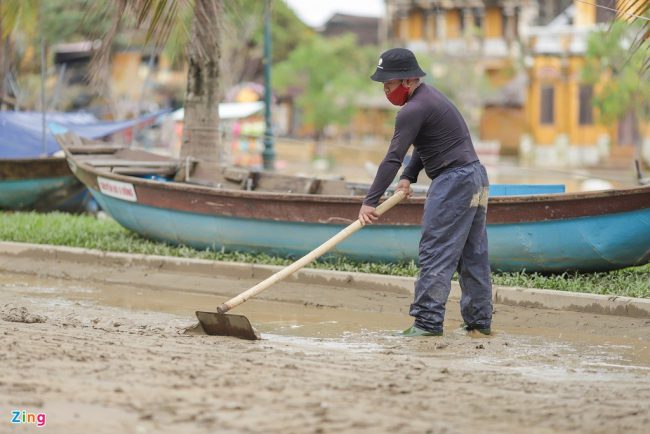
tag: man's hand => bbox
[396,179,412,198]
[358,204,378,226]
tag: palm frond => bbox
[163,2,193,65]
[137,0,176,46]
[616,0,649,23]
[88,0,127,93]
[88,0,194,93]
[613,0,649,73]
[0,0,40,39]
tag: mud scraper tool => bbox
[194,190,406,340]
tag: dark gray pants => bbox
[409,162,492,333]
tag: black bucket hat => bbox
[370,48,426,82]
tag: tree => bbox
[582,20,650,158]
[2,0,314,159]
[161,0,312,95]
[0,0,119,109]
[1,0,225,160]
[273,33,376,145]
[89,0,312,162]
[88,0,223,162]
[179,0,222,161]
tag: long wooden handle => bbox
[217,190,406,313]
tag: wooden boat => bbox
[0,157,91,212]
[0,110,166,212]
[0,112,99,212]
[52,126,650,273]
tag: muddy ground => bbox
[1,254,649,434]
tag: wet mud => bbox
[1,265,650,434]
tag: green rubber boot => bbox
[461,323,491,336]
[396,325,442,337]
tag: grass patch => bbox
[1,211,648,298]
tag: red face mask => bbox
[386,82,410,106]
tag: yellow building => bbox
[386,0,535,83]
[524,0,649,167]
[384,0,537,154]
[384,0,649,167]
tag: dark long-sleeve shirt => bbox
[363,84,479,206]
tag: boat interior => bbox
[58,132,370,196]
[57,132,578,199]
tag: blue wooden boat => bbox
[0,157,93,212]
[0,112,98,212]
[0,111,168,212]
[53,127,650,273]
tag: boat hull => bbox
[90,187,650,273]
[0,158,89,212]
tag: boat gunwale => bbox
[66,152,650,206]
[0,156,73,180]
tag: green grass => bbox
[1,211,648,298]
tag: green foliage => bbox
[2,0,315,89]
[1,0,114,49]
[268,0,314,62]
[273,34,376,136]
[0,0,39,39]
[82,0,312,75]
[1,0,128,77]
[582,20,650,125]
[1,211,648,298]
[493,268,650,299]
[226,0,312,63]
[41,0,114,44]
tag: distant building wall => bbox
[524,0,649,166]
[384,1,537,155]
[526,56,609,144]
[386,0,536,52]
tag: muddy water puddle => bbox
[2,272,649,380]
[0,273,411,338]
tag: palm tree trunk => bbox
[180,0,222,162]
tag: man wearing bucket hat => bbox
[358,48,492,337]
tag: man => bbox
[358,48,492,337]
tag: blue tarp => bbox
[60,109,171,141]
[0,111,97,158]
[0,109,170,159]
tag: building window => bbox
[540,85,555,125]
[472,8,483,32]
[429,9,438,41]
[408,9,425,40]
[500,7,519,39]
[596,0,617,23]
[459,9,465,33]
[513,8,519,38]
[579,85,594,125]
